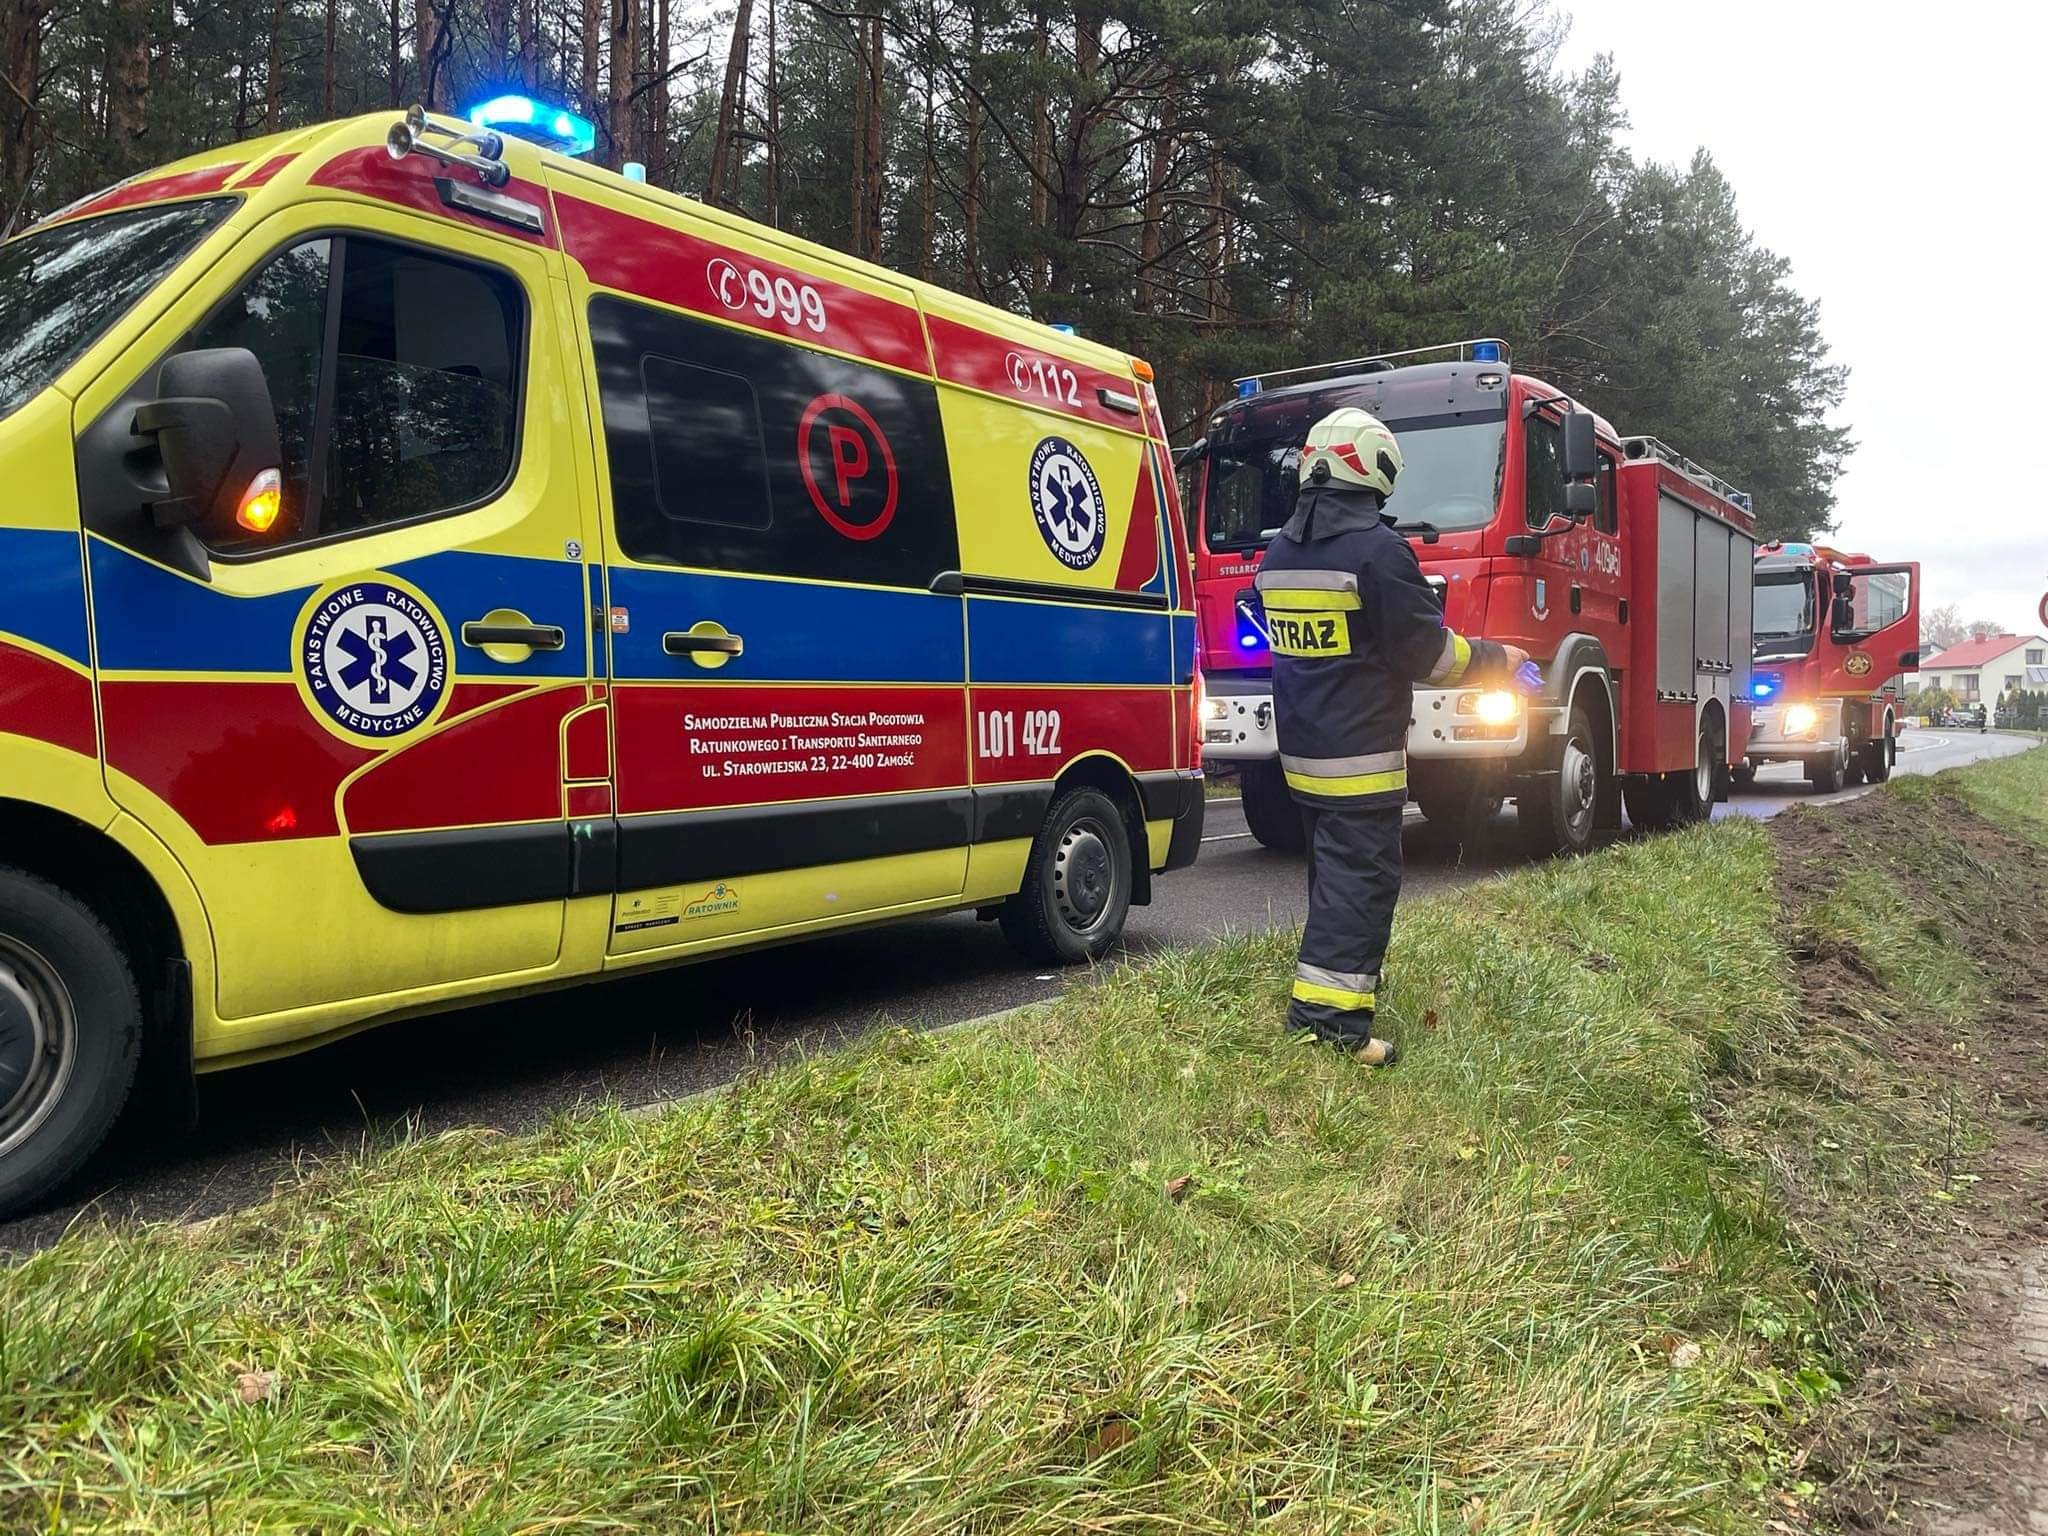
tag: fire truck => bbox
[1182,340,1757,852]
[1742,543,1919,791]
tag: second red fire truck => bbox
[1742,542,1920,791]
[1182,339,1757,851]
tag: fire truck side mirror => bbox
[1562,409,1598,481]
[132,347,283,541]
[1562,481,1597,518]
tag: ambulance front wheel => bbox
[1000,787,1134,965]
[0,867,143,1216]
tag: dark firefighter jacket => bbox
[1253,482,1507,808]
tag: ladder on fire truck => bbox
[1621,435,1752,514]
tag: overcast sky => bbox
[1554,0,2046,646]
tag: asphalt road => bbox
[4,726,2036,1249]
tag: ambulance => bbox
[0,106,1203,1214]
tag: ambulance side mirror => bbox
[133,348,283,538]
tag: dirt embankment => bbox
[1764,785,2048,1532]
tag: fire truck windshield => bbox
[1754,569,1817,640]
[1201,416,1505,552]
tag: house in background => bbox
[1918,633,2048,705]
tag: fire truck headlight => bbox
[1784,703,1820,737]
[1201,696,1229,723]
[1468,690,1520,726]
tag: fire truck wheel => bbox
[1518,704,1601,857]
[999,787,1134,965]
[0,867,143,1218]
[1730,763,1756,789]
[1238,760,1307,852]
[1863,730,1894,783]
[1622,776,1678,832]
[1414,774,1503,835]
[1806,742,1847,793]
[1669,716,1719,825]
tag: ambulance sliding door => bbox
[553,185,969,957]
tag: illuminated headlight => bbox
[1783,703,1819,736]
[1201,697,1229,723]
[1457,690,1521,726]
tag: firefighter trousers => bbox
[1289,802,1404,1045]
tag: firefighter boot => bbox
[1288,803,1404,1060]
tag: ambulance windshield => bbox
[1754,569,1817,639]
[0,198,233,421]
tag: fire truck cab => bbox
[1743,543,1920,791]
[1182,339,1757,852]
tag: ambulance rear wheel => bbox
[1000,787,1134,965]
[1519,704,1601,857]
[1238,760,1307,852]
[0,868,142,1217]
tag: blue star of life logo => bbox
[1029,436,1106,570]
[299,579,450,741]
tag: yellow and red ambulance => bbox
[0,108,1202,1213]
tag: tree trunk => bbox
[651,0,669,181]
[486,0,512,79]
[265,0,287,130]
[861,12,882,260]
[1026,4,1048,296]
[847,19,866,253]
[322,0,337,115]
[1136,103,1171,314]
[415,0,443,109]
[1204,147,1228,324]
[519,0,536,88]
[918,2,934,281]
[764,0,780,223]
[108,0,150,150]
[606,0,633,167]
[705,0,752,204]
[387,0,401,106]
[0,0,48,233]
[961,0,980,293]
[1045,0,1098,296]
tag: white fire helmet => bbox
[1299,406,1402,499]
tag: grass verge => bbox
[2,747,2043,1533]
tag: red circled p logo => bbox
[798,393,898,541]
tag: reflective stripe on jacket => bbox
[1254,485,1504,807]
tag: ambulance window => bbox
[640,356,773,530]
[185,238,332,541]
[191,233,522,554]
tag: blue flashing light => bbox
[1239,634,1260,649]
[466,94,597,157]
[1472,341,1503,363]
[1236,378,1261,398]
[1049,322,1078,336]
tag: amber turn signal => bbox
[237,468,283,534]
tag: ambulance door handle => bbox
[664,631,744,657]
[462,620,566,651]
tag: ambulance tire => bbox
[0,868,142,1217]
[1000,787,1134,965]
[1518,704,1601,858]
[1238,760,1307,853]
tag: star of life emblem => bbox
[299,579,450,741]
[1028,436,1106,570]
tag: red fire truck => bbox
[1741,543,1920,791]
[1182,339,1757,852]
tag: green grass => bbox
[2,746,2042,1533]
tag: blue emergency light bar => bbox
[1472,341,1503,363]
[1236,378,1261,398]
[1751,675,1780,701]
[466,94,597,157]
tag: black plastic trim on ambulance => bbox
[351,821,572,914]
[618,790,977,890]
[927,570,1171,610]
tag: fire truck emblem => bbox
[1844,650,1874,677]
[295,577,451,743]
[1028,436,1106,570]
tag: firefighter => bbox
[1254,407,1526,1062]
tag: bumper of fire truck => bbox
[1744,698,1845,765]
[1199,671,1534,762]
